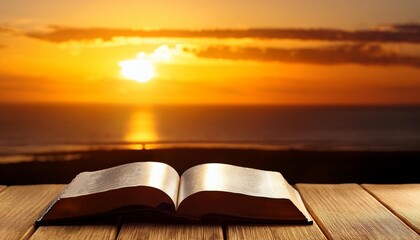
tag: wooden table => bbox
[0,184,418,240]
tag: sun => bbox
[119,55,155,83]
[119,45,173,83]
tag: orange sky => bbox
[1,1,420,105]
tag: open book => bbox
[36,162,313,225]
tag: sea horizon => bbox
[1,103,420,161]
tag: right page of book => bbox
[178,163,289,204]
[177,163,312,222]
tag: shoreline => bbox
[2,141,420,161]
[1,147,419,185]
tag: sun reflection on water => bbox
[124,109,158,149]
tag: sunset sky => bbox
[1,0,420,105]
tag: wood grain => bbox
[116,223,223,240]
[0,185,64,240]
[30,224,118,240]
[226,224,327,240]
[296,184,419,240]
[362,184,420,234]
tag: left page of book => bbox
[37,161,180,223]
[61,161,180,203]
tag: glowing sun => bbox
[119,54,155,83]
[119,45,173,83]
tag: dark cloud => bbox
[26,23,420,43]
[391,23,420,33]
[193,44,420,68]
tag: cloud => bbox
[0,26,13,34]
[390,23,420,33]
[26,23,420,43]
[191,44,420,68]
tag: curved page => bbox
[61,162,180,204]
[178,163,290,206]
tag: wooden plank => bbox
[30,224,118,240]
[116,223,223,240]
[296,184,419,240]
[0,185,64,240]
[226,224,327,240]
[362,184,420,234]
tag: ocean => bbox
[1,104,420,158]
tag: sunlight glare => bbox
[119,45,173,83]
[119,57,155,83]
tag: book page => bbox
[61,162,180,205]
[286,183,313,222]
[178,163,290,207]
